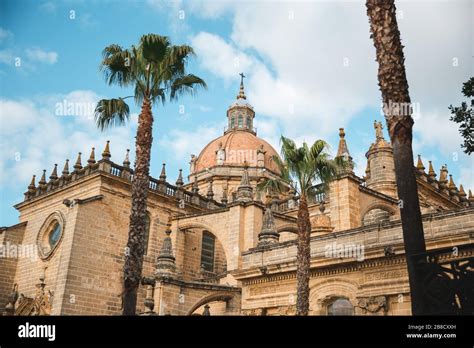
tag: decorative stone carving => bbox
[140,277,156,315]
[15,269,53,316]
[257,207,279,246]
[189,154,197,173]
[384,245,396,256]
[236,166,253,202]
[216,142,226,165]
[278,305,296,316]
[242,307,267,316]
[4,283,18,316]
[257,144,266,167]
[374,120,384,141]
[154,219,176,278]
[357,296,387,314]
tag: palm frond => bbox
[170,74,207,100]
[140,34,170,63]
[99,44,134,87]
[94,98,130,131]
[259,136,343,200]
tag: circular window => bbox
[48,222,61,249]
[37,212,65,260]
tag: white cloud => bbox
[187,0,471,152]
[159,125,222,162]
[39,2,56,13]
[0,91,136,189]
[459,166,474,193]
[25,48,58,64]
[0,28,13,42]
[0,49,15,65]
[414,111,464,155]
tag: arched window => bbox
[327,298,354,316]
[230,116,235,129]
[144,214,151,255]
[238,114,243,128]
[246,116,252,129]
[200,231,215,272]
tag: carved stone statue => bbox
[374,120,384,141]
[216,142,226,165]
[257,144,266,167]
[4,283,19,315]
[189,154,197,173]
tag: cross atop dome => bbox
[237,72,246,100]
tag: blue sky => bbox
[0,0,472,226]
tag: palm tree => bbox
[94,34,206,315]
[366,1,427,314]
[258,136,343,315]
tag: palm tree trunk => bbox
[366,0,427,315]
[296,196,311,315]
[122,96,153,315]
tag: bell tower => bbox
[365,120,397,198]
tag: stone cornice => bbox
[16,159,225,212]
[359,185,399,203]
[416,174,464,208]
[157,277,241,293]
[237,243,474,285]
[0,221,28,233]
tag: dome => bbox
[193,130,281,174]
[190,74,281,177]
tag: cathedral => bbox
[1,80,473,316]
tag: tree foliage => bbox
[449,77,474,155]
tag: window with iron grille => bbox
[201,231,215,272]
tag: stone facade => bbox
[1,82,473,316]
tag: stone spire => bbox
[73,152,82,171]
[448,174,458,195]
[427,160,436,182]
[237,72,246,100]
[159,163,167,181]
[416,155,425,173]
[154,218,175,278]
[123,149,130,168]
[38,170,47,190]
[257,207,279,246]
[175,169,184,187]
[202,304,211,316]
[49,164,58,181]
[102,140,111,160]
[459,184,468,202]
[469,190,474,205]
[87,147,96,166]
[439,164,448,189]
[336,127,353,173]
[221,185,228,205]
[28,175,36,193]
[337,128,351,159]
[237,165,253,202]
[62,159,70,177]
[206,180,214,200]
